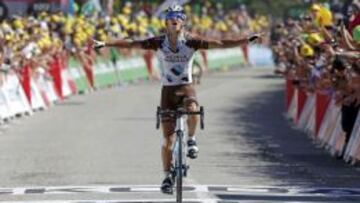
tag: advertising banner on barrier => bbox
[4,73,32,116]
[68,65,88,93]
[207,48,243,70]
[93,61,118,88]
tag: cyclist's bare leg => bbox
[161,121,176,173]
[186,101,198,138]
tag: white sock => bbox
[188,136,196,142]
[164,171,170,178]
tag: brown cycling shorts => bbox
[160,84,198,122]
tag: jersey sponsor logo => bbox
[170,64,185,76]
[164,55,189,63]
[165,74,173,82]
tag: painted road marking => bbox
[0,185,360,197]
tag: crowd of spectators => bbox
[0,1,270,85]
[272,1,360,157]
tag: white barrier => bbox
[3,73,32,117]
[286,89,297,121]
[304,94,316,135]
[298,93,314,129]
[344,113,360,164]
[289,91,360,164]
[328,111,347,156]
[30,78,46,110]
[36,71,58,104]
[318,99,340,146]
[61,69,72,97]
[0,75,12,120]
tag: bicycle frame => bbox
[156,106,204,203]
[173,112,187,202]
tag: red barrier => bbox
[285,79,294,111]
[297,88,307,122]
[19,64,32,105]
[315,93,331,136]
[49,56,63,100]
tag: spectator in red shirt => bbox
[347,2,360,33]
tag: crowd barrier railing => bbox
[285,78,360,164]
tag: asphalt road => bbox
[0,67,360,203]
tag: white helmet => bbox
[165,3,186,21]
[167,4,184,13]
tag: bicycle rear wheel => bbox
[175,130,183,203]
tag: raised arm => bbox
[100,39,144,49]
[93,36,162,50]
[186,33,262,50]
[206,34,262,49]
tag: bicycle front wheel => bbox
[175,130,183,203]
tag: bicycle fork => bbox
[172,115,188,203]
[173,116,188,177]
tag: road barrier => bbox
[285,78,360,164]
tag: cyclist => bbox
[93,4,262,194]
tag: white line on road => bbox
[12,188,26,195]
[2,185,360,197]
[0,199,214,203]
[186,179,216,202]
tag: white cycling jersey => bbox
[141,32,208,86]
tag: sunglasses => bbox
[166,11,186,21]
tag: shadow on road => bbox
[223,84,360,188]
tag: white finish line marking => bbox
[1,185,360,197]
[0,200,213,203]
[130,186,160,192]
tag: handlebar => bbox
[156,106,205,130]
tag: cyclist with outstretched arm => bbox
[94,4,261,194]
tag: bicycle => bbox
[156,106,205,203]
